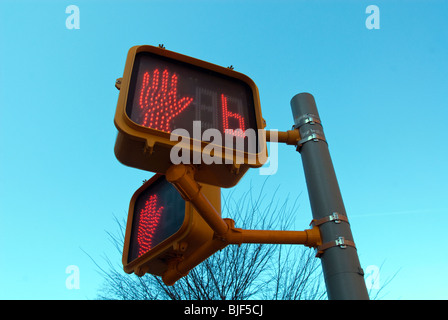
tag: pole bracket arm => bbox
[265,128,301,145]
[224,223,322,249]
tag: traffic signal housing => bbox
[114,45,267,188]
[122,173,221,277]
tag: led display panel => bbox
[125,52,259,152]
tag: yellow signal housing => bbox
[114,45,267,188]
[122,174,221,277]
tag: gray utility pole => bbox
[290,93,369,300]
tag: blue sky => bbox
[1,0,447,300]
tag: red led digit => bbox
[138,68,194,132]
[137,194,164,257]
[221,94,246,137]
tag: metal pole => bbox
[290,93,369,300]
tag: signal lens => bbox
[128,176,185,263]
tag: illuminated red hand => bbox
[137,194,163,257]
[139,69,194,132]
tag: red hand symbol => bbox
[138,68,194,132]
[137,194,163,257]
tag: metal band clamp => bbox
[296,132,327,151]
[311,212,349,227]
[315,236,356,258]
[293,113,322,129]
